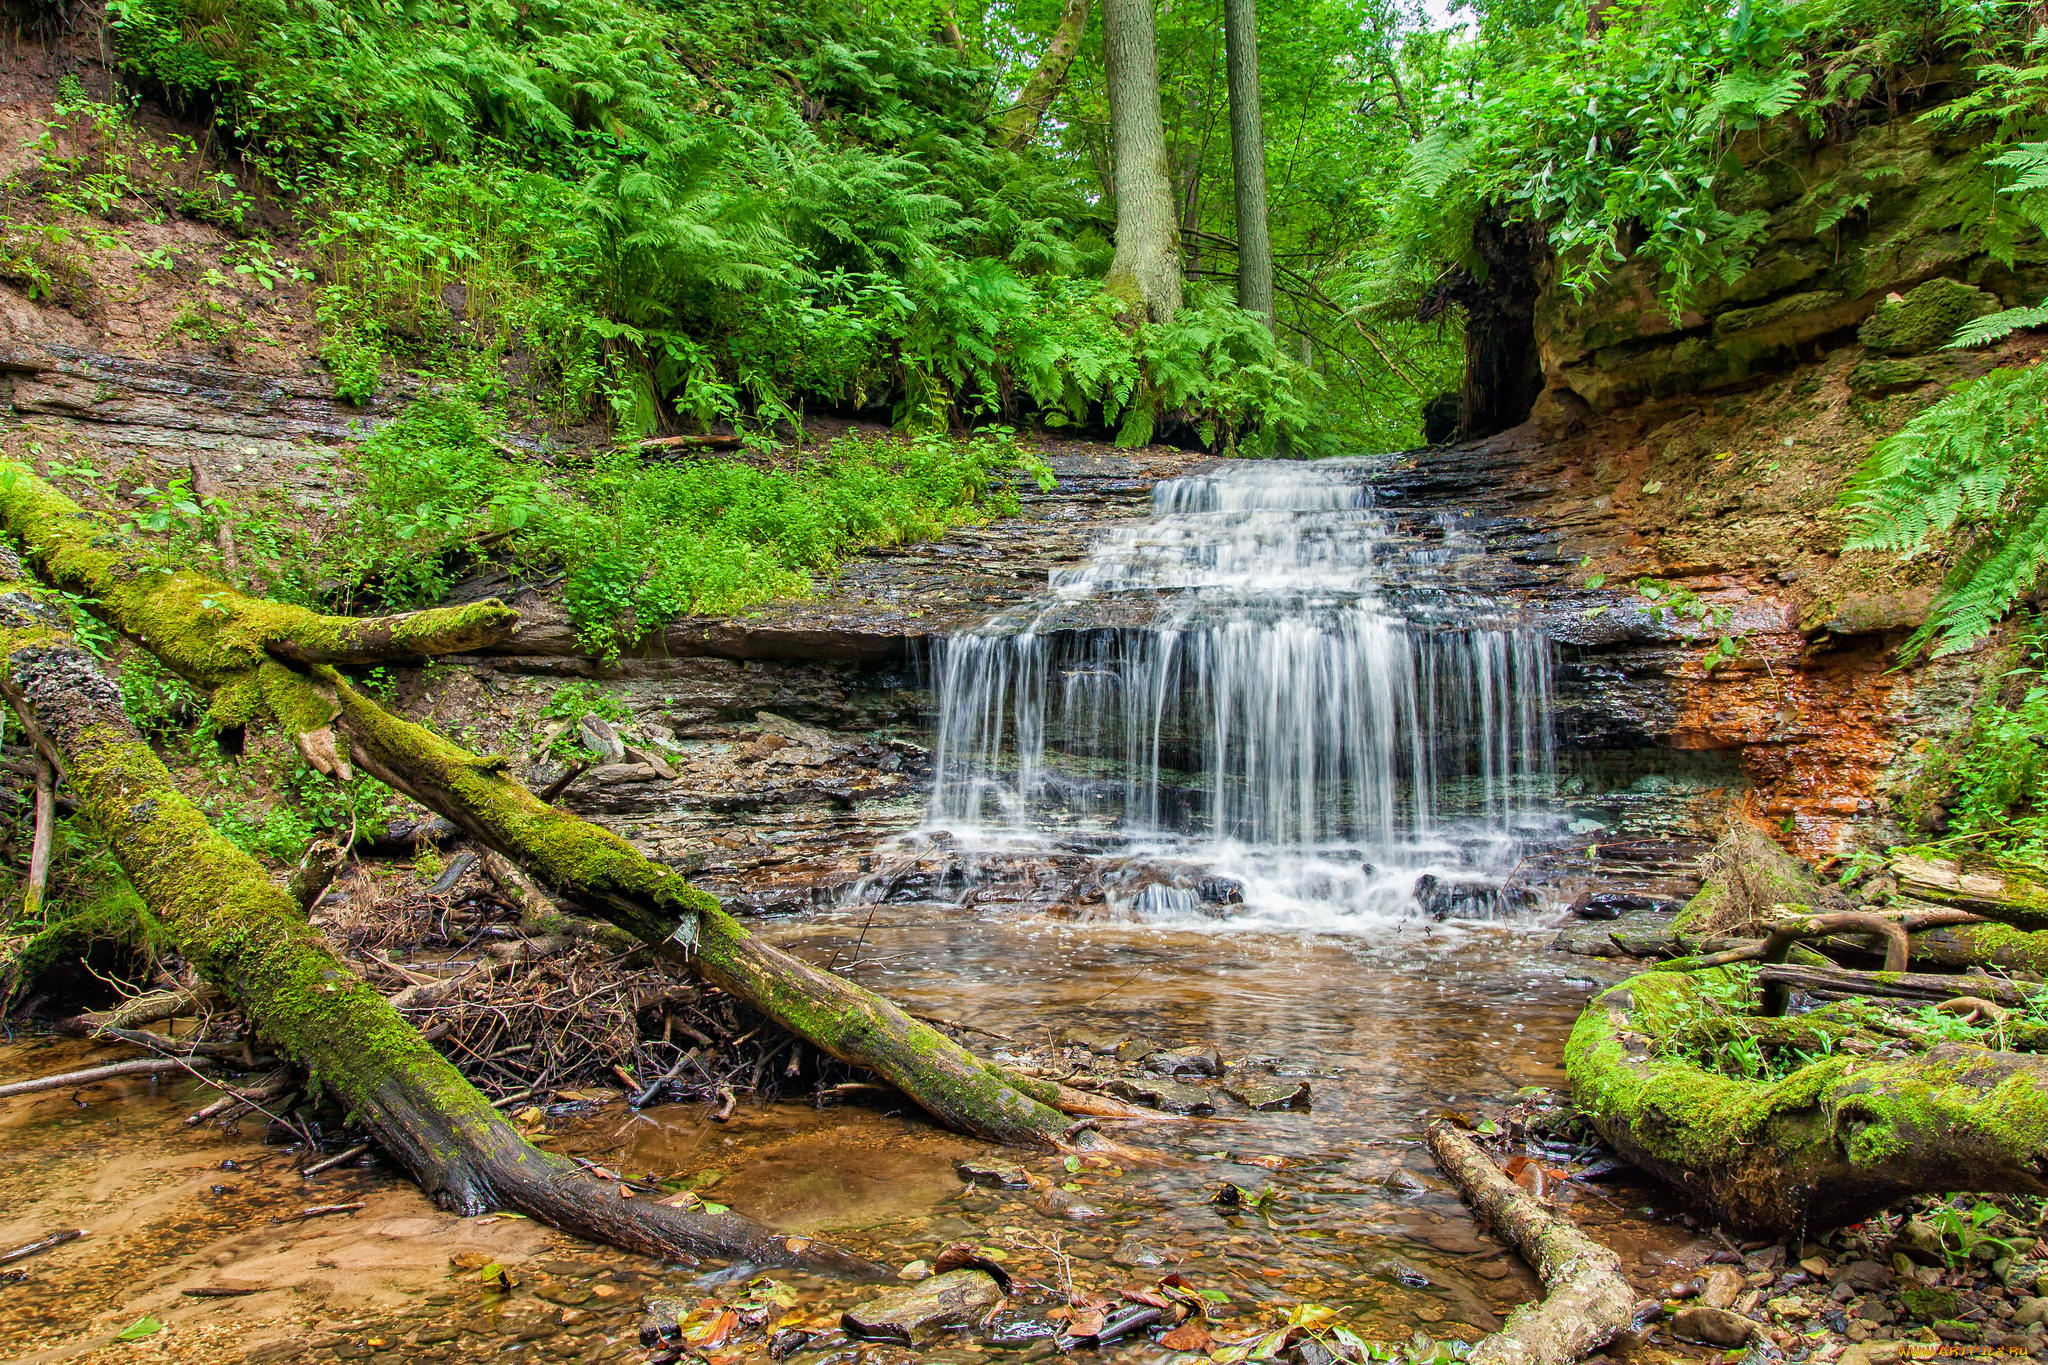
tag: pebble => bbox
[954,1158,1033,1189]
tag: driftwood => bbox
[0,550,882,1275]
[0,1056,207,1099]
[1426,1123,1634,1365]
[22,756,52,918]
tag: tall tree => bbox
[1101,0,1182,323]
[1223,0,1274,325]
[998,0,1092,150]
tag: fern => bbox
[1843,363,2048,657]
[1948,301,2048,348]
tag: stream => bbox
[0,456,1715,1362]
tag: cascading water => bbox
[909,458,1557,927]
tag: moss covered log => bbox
[1565,967,2048,1233]
[0,462,519,700]
[0,552,880,1275]
[322,667,1071,1145]
[0,467,1071,1146]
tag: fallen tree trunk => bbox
[0,466,1072,1146]
[325,669,1071,1146]
[1565,967,2048,1232]
[0,557,881,1275]
[1892,854,2048,931]
[1426,1123,1634,1365]
[1755,962,2037,1008]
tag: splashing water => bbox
[910,458,1557,929]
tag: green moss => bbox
[1856,277,2002,357]
[0,461,512,705]
[1566,968,2048,1230]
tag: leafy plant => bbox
[1842,362,2048,657]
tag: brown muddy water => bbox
[0,912,1710,1364]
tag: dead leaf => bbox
[684,1307,739,1349]
[1122,1287,1171,1310]
[1157,1322,1213,1352]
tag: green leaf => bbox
[116,1318,164,1342]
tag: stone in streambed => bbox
[1699,1264,1746,1310]
[639,1297,688,1347]
[1111,1236,1171,1269]
[954,1158,1033,1189]
[1103,1077,1215,1115]
[1146,1045,1221,1077]
[1672,1305,1757,1347]
[1222,1075,1310,1110]
[842,1269,1005,1347]
[1031,1187,1104,1222]
[1055,1026,1127,1056]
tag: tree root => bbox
[1566,967,2048,1232]
[1426,1123,1634,1365]
[0,552,883,1276]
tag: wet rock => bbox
[1837,1259,1894,1291]
[1566,890,1667,920]
[1671,1305,1756,1347]
[1031,1187,1104,1222]
[1700,1264,1746,1309]
[1376,1257,1432,1288]
[1103,1077,1215,1115]
[1113,1038,1159,1063]
[1111,1236,1170,1269]
[954,1158,1033,1189]
[1221,1075,1311,1110]
[1145,1045,1222,1077]
[979,1308,1061,1346]
[578,714,627,764]
[534,1283,592,1306]
[1055,1027,1126,1056]
[1195,875,1244,906]
[1412,873,1536,921]
[639,1297,688,1347]
[841,1269,1005,1347]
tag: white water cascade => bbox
[917,458,1557,928]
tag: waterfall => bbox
[920,458,1556,925]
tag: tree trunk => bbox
[1566,968,2048,1233]
[1100,0,1181,323]
[0,554,880,1275]
[1892,853,2048,930]
[997,0,1091,151]
[1427,1123,1633,1365]
[322,670,1073,1146]
[1222,0,1273,326]
[0,461,1075,1147]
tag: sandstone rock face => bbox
[1534,107,2048,415]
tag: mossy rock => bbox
[1848,355,1932,396]
[1857,277,2002,356]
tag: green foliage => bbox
[118,652,201,738]
[291,393,1039,651]
[1897,621,2048,859]
[1393,0,2048,315]
[82,0,1321,447]
[1842,362,2048,657]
